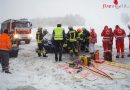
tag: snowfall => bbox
[0,27,130,90]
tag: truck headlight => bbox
[29,34,32,38]
[14,34,18,38]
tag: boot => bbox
[90,53,94,60]
[5,70,12,74]
[43,54,48,57]
[121,55,124,58]
[116,55,119,58]
[38,53,41,57]
[127,54,130,57]
[2,69,5,72]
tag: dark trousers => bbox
[53,41,63,61]
[68,41,78,56]
[37,43,47,56]
[0,51,9,72]
[82,40,89,52]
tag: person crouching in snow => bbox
[101,25,113,60]
[89,28,97,59]
[114,25,126,58]
[127,24,130,57]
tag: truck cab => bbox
[1,19,32,45]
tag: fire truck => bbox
[0,19,32,44]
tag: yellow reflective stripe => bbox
[69,31,76,41]
[36,32,42,43]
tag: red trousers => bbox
[102,39,112,59]
[116,39,124,56]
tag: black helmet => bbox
[68,26,73,30]
[82,27,86,31]
[57,24,62,27]
[38,27,42,32]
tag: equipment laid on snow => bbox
[104,61,130,70]
[1,19,32,45]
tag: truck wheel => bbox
[25,40,30,44]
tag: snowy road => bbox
[0,38,130,90]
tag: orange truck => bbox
[0,19,32,44]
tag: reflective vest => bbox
[0,33,12,51]
[36,31,42,44]
[77,32,83,39]
[69,30,77,42]
[54,27,63,40]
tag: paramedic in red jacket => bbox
[101,25,113,60]
[114,25,126,58]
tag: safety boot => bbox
[121,55,124,58]
[127,54,130,57]
[116,55,119,58]
[5,71,12,74]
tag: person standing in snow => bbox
[0,29,12,74]
[36,27,48,57]
[114,25,126,58]
[52,24,66,62]
[76,28,83,52]
[67,26,78,58]
[127,24,130,57]
[82,27,90,52]
[89,28,97,59]
[101,25,113,60]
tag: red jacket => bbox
[101,28,113,42]
[89,30,97,44]
[101,29,113,37]
[114,28,126,39]
[0,33,12,51]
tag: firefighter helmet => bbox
[38,27,42,31]
[68,26,73,30]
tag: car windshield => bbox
[15,22,31,28]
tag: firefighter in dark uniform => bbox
[52,24,65,62]
[36,27,47,57]
[82,27,90,52]
[67,26,78,58]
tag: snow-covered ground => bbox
[0,28,130,90]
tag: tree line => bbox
[30,14,86,27]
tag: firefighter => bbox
[67,26,78,58]
[114,25,126,58]
[36,27,47,57]
[82,27,90,52]
[76,28,83,52]
[101,25,113,60]
[89,28,97,59]
[127,24,130,57]
[0,29,12,74]
[52,24,65,62]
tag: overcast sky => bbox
[0,0,130,28]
